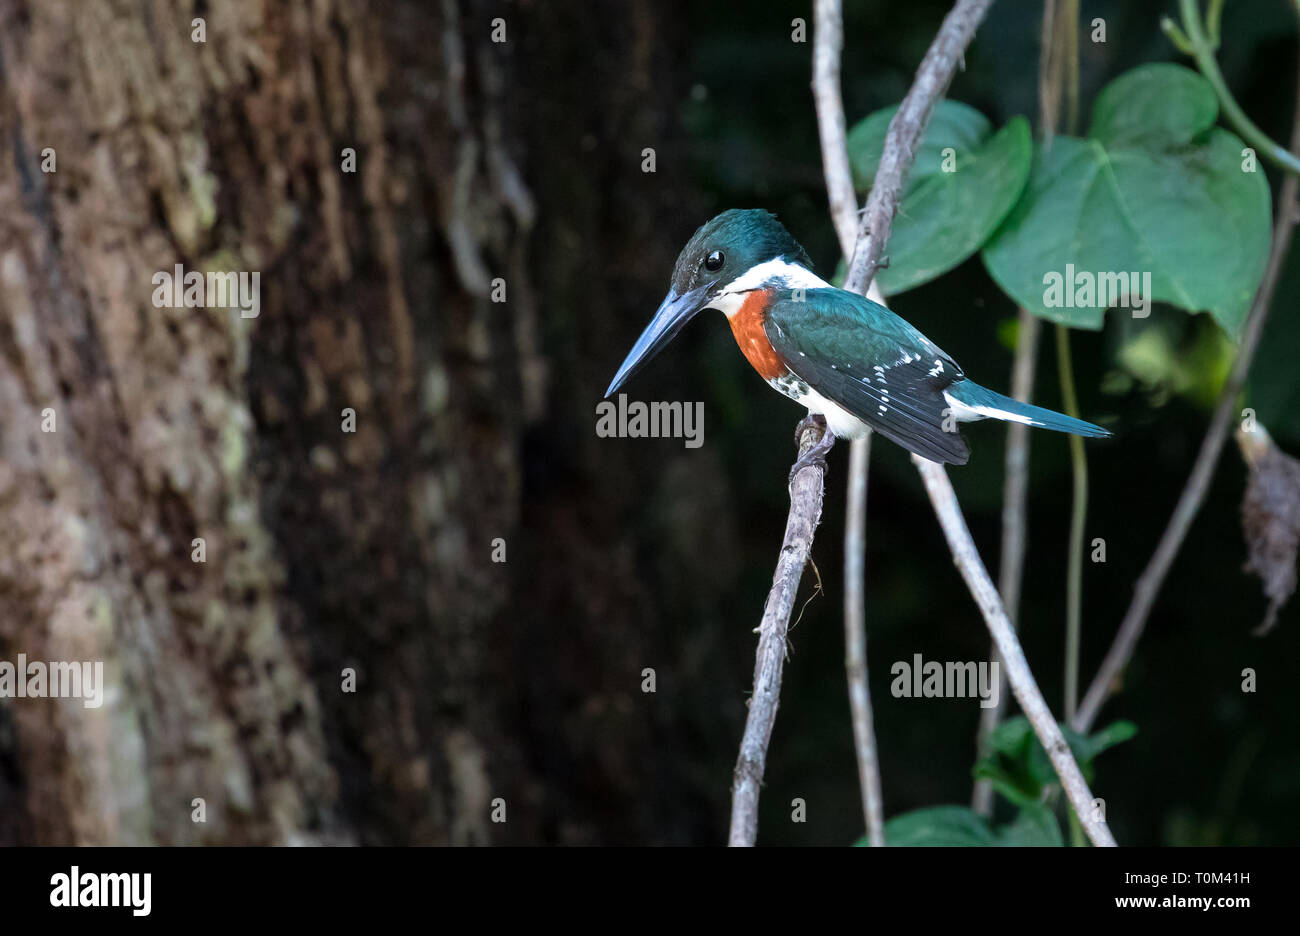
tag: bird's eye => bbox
[704,250,725,273]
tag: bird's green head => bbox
[606,210,814,396]
[666,209,814,297]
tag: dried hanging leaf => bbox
[1237,425,1300,635]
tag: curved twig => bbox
[1167,0,1300,176]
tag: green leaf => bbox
[982,63,1271,336]
[1080,720,1139,761]
[873,803,1065,847]
[1088,62,1217,148]
[848,100,991,192]
[977,716,1137,810]
[998,804,1065,846]
[971,760,1042,808]
[987,714,1033,756]
[976,716,1056,800]
[846,102,1033,294]
[882,806,997,846]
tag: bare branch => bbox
[814,0,887,847]
[843,0,996,295]
[844,435,886,845]
[823,0,1115,845]
[729,420,831,846]
[813,0,860,260]
[913,457,1117,847]
[977,0,1063,816]
[973,308,1040,816]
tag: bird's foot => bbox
[788,415,836,488]
[792,413,826,449]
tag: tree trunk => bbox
[0,0,733,845]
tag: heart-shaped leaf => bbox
[982,63,1271,336]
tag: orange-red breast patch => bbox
[727,290,785,380]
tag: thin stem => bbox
[1056,0,1086,727]
[973,309,1040,816]
[974,0,1059,815]
[844,435,885,845]
[1075,8,1300,732]
[1063,0,1079,135]
[814,0,860,261]
[1172,0,1300,176]
[1037,0,1059,146]
[1056,324,1087,725]
[729,420,832,846]
[814,0,887,847]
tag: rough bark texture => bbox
[0,0,720,845]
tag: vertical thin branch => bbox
[973,307,1040,815]
[999,315,1044,621]
[975,0,1060,815]
[814,0,860,261]
[814,0,887,846]
[1063,0,1079,136]
[729,421,831,846]
[843,434,885,844]
[1056,323,1087,724]
[1050,0,1087,731]
[913,458,1116,847]
[1037,0,1060,145]
[1075,17,1300,733]
[825,0,1115,845]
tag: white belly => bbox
[768,374,871,439]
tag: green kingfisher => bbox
[605,209,1109,469]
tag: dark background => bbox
[0,0,1294,846]
[550,0,1299,846]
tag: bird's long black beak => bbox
[605,283,713,397]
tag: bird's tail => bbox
[946,381,1110,438]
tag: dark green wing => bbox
[764,289,970,465]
